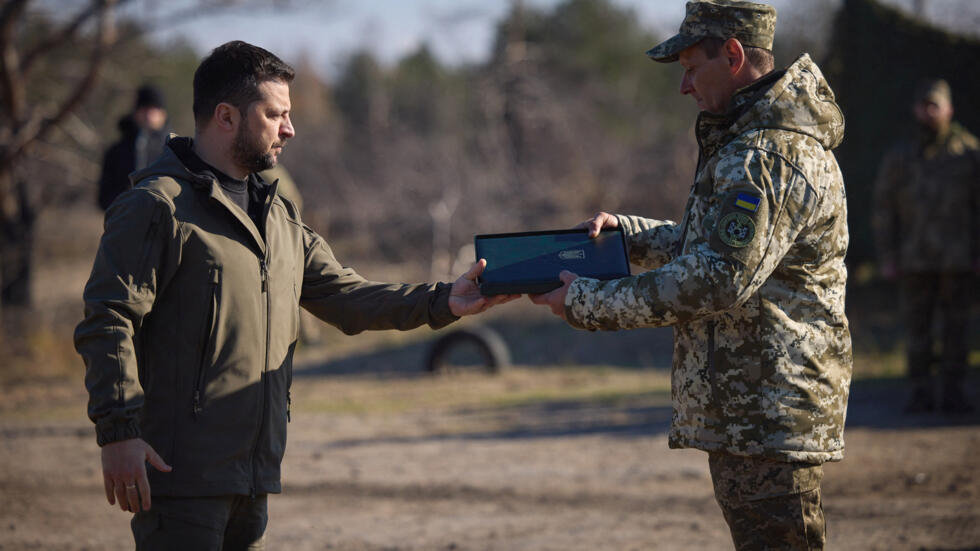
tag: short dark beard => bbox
[231,116,278,174]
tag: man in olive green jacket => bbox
[530,2,850,549]
[75,41,513,549]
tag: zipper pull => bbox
[192,390,202,417]
[260,260,268,293]
[287,391,292,423]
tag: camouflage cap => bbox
[913,78,951,104]
[646,0,777,63]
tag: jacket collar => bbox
[131,136,275,256]
[695,54,845,158]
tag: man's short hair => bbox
[913,78,952,106]
[700,37,775,74]
[193,40,295,126]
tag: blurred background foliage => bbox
[1,0,978,381]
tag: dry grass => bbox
[292,365,671,417]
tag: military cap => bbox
[646,0,777,63]
[913,78,951,105]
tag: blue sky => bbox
[139,0,973,81]
[142,1,693,78]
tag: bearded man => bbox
[75,40,513,549]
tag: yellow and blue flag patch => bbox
[734,193,761,213]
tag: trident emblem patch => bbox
[718,212,756,248]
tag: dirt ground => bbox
[2,334,979,551]
[2,208,978,550]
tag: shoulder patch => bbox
[717,212,756,248]
[734,193,761,212]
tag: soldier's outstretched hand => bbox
[449,259,520,316]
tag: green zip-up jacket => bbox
[565,54,852,464]
[75,137,458,496]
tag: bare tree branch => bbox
[60,112,101,149]
[0,0,30,121]
[20,1,98,75]
[21,0,136,76]
[1,0,117,170]
[31,140,101,183]
[115,0,309,46]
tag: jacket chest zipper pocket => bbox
[135,206,164,285]
[193,267,221,417]
[706,320,719,403]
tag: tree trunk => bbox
[0,175,36,307]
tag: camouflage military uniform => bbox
[565,51,851,549]
[872,121,980,409]
[709,452,824,549]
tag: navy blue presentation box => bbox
[474,228,631,295]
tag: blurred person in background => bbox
[872,78,979,415]
[75,40,515,550]
[97,84,170,211]
[529,1,851,548]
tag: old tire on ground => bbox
[426,326,510,374]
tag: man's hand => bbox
[101,438,172,513]
[528,270,578,320]
[525,211,608,318]
[576,211,619,238]
[449,259,520,316]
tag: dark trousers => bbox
[131,494,268,551]
[709,452,825,551]
[902,272,972,385]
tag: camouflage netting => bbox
[822,0,980,268]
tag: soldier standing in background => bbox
[873,79,979,414]
[97,84,170,211]
[529,1,851,548]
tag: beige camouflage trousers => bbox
[709,452,825,550]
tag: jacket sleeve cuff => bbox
[429,282,460,330]
[615,214,636,237]
[95,416,141,447]
[564,277,602,331]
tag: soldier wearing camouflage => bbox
[566,51,852,464]
[709,451,825,548]
[873,124,980,272]
[872,79,979,413]
[523,2,850,547]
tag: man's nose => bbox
[680,74,693,96]
[280,117,295,139]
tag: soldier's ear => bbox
[724,38,745,74]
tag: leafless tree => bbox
[0,0,307,313]
[0,0,121,312]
